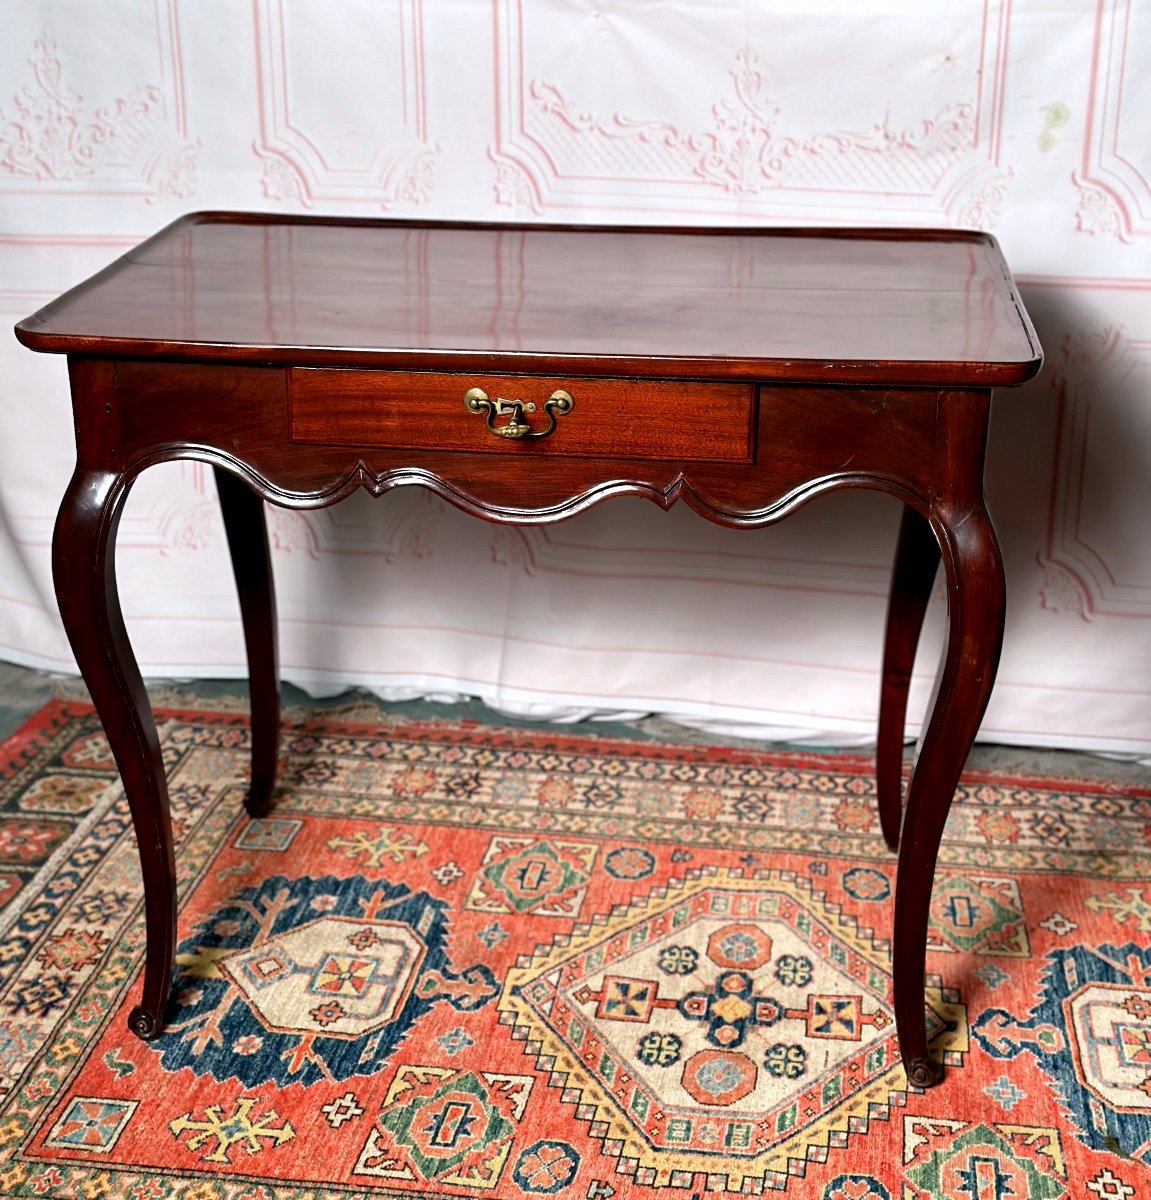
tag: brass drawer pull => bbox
[464,387,573,440]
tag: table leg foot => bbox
[244,792,272,818]
[905,1056,943,1089]
[54,467,177,1039]
[129,1006,163,1041]
[215,467,281,819]
[891,501,1004,1085]
[877,504,940,850]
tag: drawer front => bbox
[288,369,756,462]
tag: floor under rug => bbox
[0,699,1148,1198]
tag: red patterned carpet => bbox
[0,699,1149,1198]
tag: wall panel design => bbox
[253,0,438,209]
[1042,321,1151,616]
[1074,0,1150,241]
[1,0,1148,756]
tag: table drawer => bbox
[288,369,755,462]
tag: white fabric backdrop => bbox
[1,1,1149,754]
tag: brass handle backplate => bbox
[464,387,573,440]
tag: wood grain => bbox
[287,369,756,462]
[15,213,1041,386]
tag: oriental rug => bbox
[0,699,1149,1199]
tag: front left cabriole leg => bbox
[53,465,176,1040]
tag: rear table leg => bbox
[215,467,281,818]
[877,505,941,850]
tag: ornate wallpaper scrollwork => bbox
[0,6,198,202]
[527,50,976,199]
[491,2,1015,223]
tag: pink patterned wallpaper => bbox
[2,0,1148,754]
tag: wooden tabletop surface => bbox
[15,213,1041,386]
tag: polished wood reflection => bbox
[18,214,1038,384]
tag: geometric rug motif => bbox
[352,1064,534,1188]
[42,1097,138,1153]
[902,1115,1068,1199]
[0,699,1149,1199]
[464,834,597,918]
[926,873,1030,957]
[500,867,965,1191]
[973,941,1151,1164]
[157,872,498,1086]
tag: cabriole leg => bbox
[53,468,175,1040]
[891,503,1005,1087]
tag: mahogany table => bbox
[15,213,1041,1089]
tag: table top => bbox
[15,212,1041,387]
